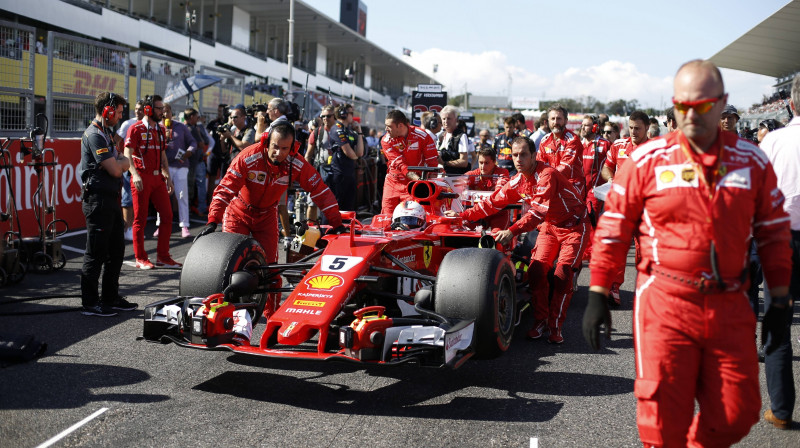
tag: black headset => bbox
[102,92,116,121]
[336,104,350,120]
[426,112,439,130]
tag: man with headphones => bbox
[124,94,181,269]
[79,91,135,316]
[328,103,364,211]
[197,122,344,264]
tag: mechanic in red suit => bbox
[447,137,589,344]
[196,122,343,264]
[599,110,651,304]
[537,104,585,196]
[584,60,793,447]
[463,147,510,232]
[380,109,438,215]
[579,114,611,265]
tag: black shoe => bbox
[108,297,138,311]
[81,305,118,317]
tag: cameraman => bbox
[329,103,364,212]
[206,103,229,200]
[219,104,255,160]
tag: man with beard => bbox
[579,114,611,265]
[537,104,586,196]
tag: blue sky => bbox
[303,0,791,111]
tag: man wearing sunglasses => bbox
[585,59,792,447]
[218,104,255,160]
[305,105,336,222]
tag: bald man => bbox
[585,60,793,446]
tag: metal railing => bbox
[0,20,35,137]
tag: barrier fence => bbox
[0,20,35,137]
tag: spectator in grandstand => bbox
[463,148,510,232]
[493,116,518,176]
[380,110,438,214]
[117,99,144,241]
[438,106,472,175]
[328,104,364,212]
[757,74,799,430]
[530,114,550,149]
[600,110,651,305]
[124,94,181,269]
[155,103,196,239]
[79,92,134,316]
[720,104,740,135]
[219,104,255,160]
[448,137,588,344]
[538,103,586,196]
[579,114,611,266]
[305,105,336,222]
[512,112,533,138]
[663,107,679,132]
[183,108,208,216]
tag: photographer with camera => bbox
[328,103,364,212]
[206,103,229,201]
[218,104,255,161]
[438,106,472,176]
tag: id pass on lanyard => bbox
[679,138,726,200]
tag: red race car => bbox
[143,173,529,369]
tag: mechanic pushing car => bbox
[196,122,343,263]
[380,110,439,214]
[446,136,589,344]
[584,60,793,447]
[463,147,511,232]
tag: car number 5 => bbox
[329,257,346,270]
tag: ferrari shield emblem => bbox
[423,246,432,268]
[681,167,696,182]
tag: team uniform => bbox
[125,120,173,263]
[590,130,792,446]
[460,164,589,341]
[208,142,342,264]
[580,136,611,262]
[537,130,585,197]
[492,132,516,175]
[463,166,510,232]
[380,125,438,215]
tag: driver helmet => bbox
[392,201,426,229]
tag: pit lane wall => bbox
[0,138,83,238]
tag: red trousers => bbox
[528,219,589,331]
[223,197,280,264]
[131,174,173,261]
[582,189,602,262]
[381,175,412,215]
[633,274,760,447]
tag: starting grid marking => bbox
[35,407,108,448]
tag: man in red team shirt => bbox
[584,60,793,447]
[447,137,589,344]
[579,114,611,264]
[196,122,343,264]
[380,110,438,215]
[462,147,510,231]
[537,104,585,196]
[599,110,650,304]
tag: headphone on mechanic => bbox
[262,121,298,163]
[426,111,440,130]
[143,95,153,117]
[588,114,600,134]
[336,104,351,120]
[102,92,116,121]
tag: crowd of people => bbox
[78,59,798,446]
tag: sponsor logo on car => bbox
[296,292,333,299]
[305,274,344,290]
[284,308,322,315]
[293,300,326,307]
[282,321,297,337]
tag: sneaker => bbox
[548,327,564,344]
[764,409,790,430]
[526,320,548,340]
[108,297,137,311]
[156,256,182,268]
[609,283,622,306]
[81,305,117,317]
[181,226,191,238]
[135,258,155,270]
[124,227,133,241]
[153,228,159,238]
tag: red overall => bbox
[463,166,510,231]
[380,125,438,214]
[537,130,586,197]
[580,136,611,262]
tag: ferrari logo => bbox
[423,246,432,268]
[681,167,696,182]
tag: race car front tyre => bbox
[434,248,516,359]
[180,232,269,325]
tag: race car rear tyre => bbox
[180,232,269,323]
[435,248,516,359]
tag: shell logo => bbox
[305,274,344,290]
[659,170,675,184]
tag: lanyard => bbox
[678,131,725,200]
[91,121,113,150]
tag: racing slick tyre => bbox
[180,232,269,324]
[434,248,516,359]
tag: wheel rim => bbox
[496,273,515,337]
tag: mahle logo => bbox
[305,274,344,290]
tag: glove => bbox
[583,290,612,351]
[761,295,792,355]
[328,225,347,235]
[193,222,217,243]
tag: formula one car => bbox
[143,172,529,369]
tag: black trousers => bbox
[81,193,125,306]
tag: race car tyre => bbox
[8,259,25,284]
[435,248,516,359]
[180,232,269,324]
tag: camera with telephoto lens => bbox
[216,123,232,135]
[246,103,267,123]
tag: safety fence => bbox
[134,51,195,113]
[197,66,245,118]
[0,20,35,137]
